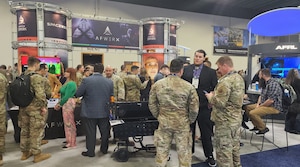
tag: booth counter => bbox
[8,99,85,143]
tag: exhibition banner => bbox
[213,26,256,55]
[169,25,176,46]
[17,9,37,41]
[44,11,67,42]
[143,23,164,46]
[72,18,139,49]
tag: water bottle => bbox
[255,81,259,90]
[284,89,290,97]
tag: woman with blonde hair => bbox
[54,68,77,150]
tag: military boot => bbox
[41,140,49,145]
[33,153,51,163]
[20,151,32,160]
[0,154,3,166]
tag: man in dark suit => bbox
[75,63,114,157]
[182,49,218,167]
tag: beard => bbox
[259,78,266,89]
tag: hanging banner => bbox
[143,23,164,47]
[72,18,139,49]
[17,9,37,41]
[169,25,176,46]
[44,11,67,44]
[213,26,256,55]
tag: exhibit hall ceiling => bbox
[108,0,300,19]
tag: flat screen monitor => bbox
[21,56,61,76]
[260,56,300,78]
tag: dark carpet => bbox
[192,144,300,167]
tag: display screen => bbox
[260,56,300,78]
[21,56,61,75]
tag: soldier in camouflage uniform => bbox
[0,72,8,166]
[149,58,199,167]
[104,65,125,101]
[37,63,53,145]
[76,64,84,86]
[123,65,148,102]
[205,56,244,167]
[18,57,51,163]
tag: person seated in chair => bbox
[285,69,300,133]
[244,68,282,135]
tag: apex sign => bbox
[275,45,298,50]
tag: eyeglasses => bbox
[145,63,158,67]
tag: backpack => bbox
[276,79,297,108]
[9,73,35,107]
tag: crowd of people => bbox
[0,52,298,167]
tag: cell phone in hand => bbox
[203,90,208,94]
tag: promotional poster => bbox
[169,25,176,46]
[44,11,67,43]
[213,26,256,55]
[72,18,139,49]
[143,23,164,47]
[17,9,37,41]
[142,53,164,80]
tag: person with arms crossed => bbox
[149,58,199,167]
[181,49,218,166]
[205,56,245,167]
[75,63,113,157]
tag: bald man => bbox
[104,65,125,101]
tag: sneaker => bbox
[206,156,217,167]
[256,128,269,136]
[41,140,48,145]
[249,127,259,131]
[62,145,76,151]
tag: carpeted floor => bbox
[192,144,300,167]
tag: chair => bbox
[250,113,289,151]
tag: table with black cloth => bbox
[8,105,85,143]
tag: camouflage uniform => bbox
[0,73,8,154]
[149,75,199,167]
[209,71,244,167]
[41,75,52,139]
[116,71,127,79]
[109,74,125,101]
[18,70,48,155]
[76,72,83,86]
[123,74,148,102]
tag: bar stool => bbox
[250,114,289,151]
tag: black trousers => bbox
[191,106,214,157]
[83,117,110,155]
